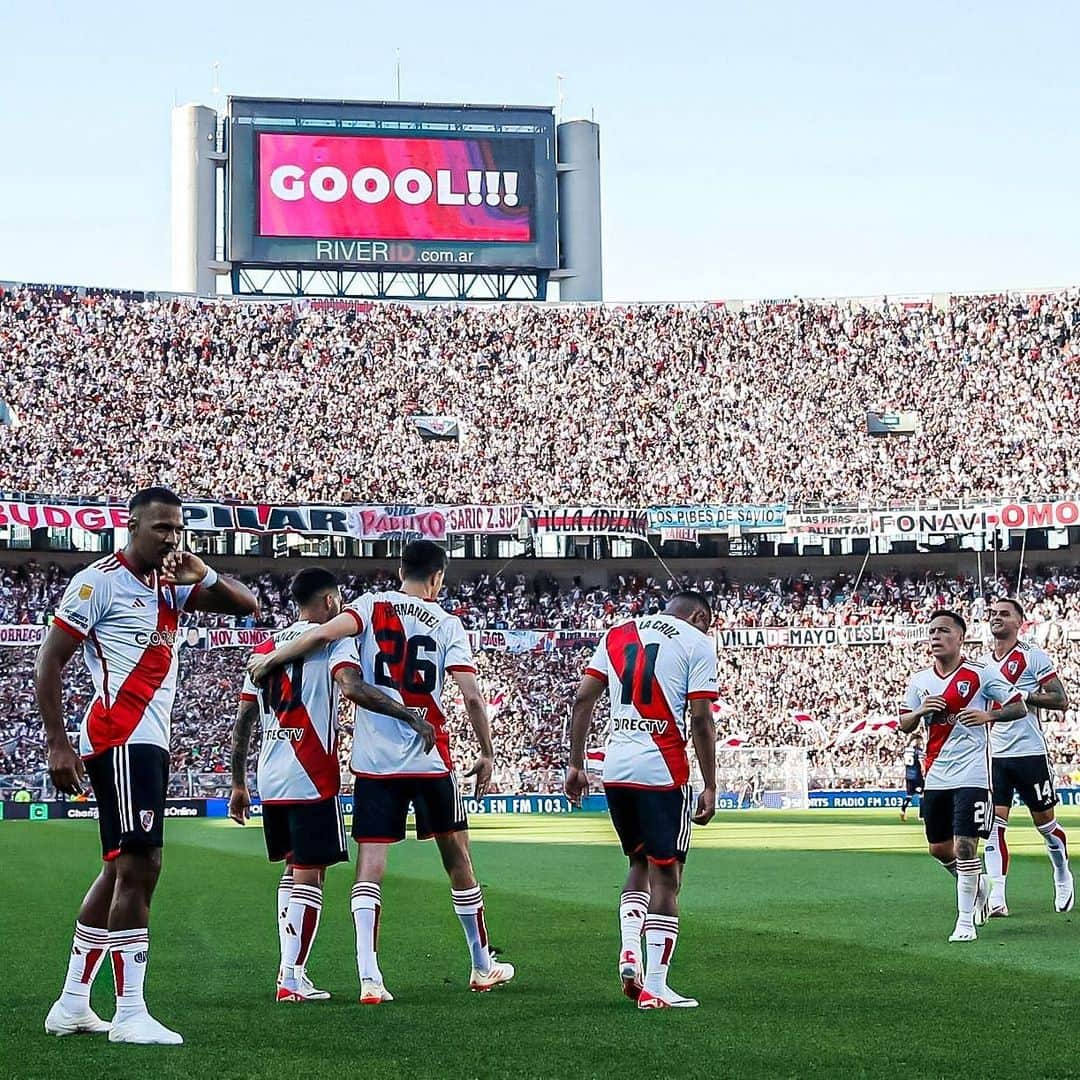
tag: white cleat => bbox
[470,960,515,993]
[108,1011,183,1045]
[637,985,699,1009]
[974,876,991,927]
[1054,873,1074,913]
[358,979,394,1005]
[619,950,644,1002]
[44,999,111,1036]
[989,904,1010,918]
[948,921,977,943]
[277,974,331,1003]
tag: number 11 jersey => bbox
[344,590,476,778]
[585,615,719,789]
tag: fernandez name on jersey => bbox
[342,590,475,777]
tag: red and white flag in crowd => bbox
[487,691,506,719]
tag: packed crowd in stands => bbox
[2,286,1078,504]
[2,561,1079,794]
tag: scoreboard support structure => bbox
[171,98,602,302]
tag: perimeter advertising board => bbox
[228,97,558,271]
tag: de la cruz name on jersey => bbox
[343,590,475,777]
[902,660,1021,790]
[240,621,360,802]
[980,640,1058,758]
[585,615,719,789]
[53,553,200,759]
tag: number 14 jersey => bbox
[586,615,719,789]
[344,590,476,777]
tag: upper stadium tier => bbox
[0,284,1076,504]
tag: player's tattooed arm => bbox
[34,625,86,796]
[246,611,357,684]
[450,669,495,797]
[1026,676,1069,712]
[334,666,436,752]
[229,699,260,824]
[958,695,1027,727]
[565,673,605,804]
[689,698,717,825]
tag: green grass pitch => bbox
[3,810,1079,1079]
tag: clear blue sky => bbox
[1,0,1077,301]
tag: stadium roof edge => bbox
[225,95,554,113]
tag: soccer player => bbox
[246,540,515,1002]
[900,736,924,822]
[228,567,436,1003]
[898,610,1027,942]
[564,591,718,1010]
[37,488,258,1044]
[979,598,1072,916]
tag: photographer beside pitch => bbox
[36,488,258,1045]
[898,610,1026,943]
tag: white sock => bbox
[1037,819,1070,882]
[110,928,150,1020]
[451,886,492,973]
[619,891,649,960]
[282,884,322,985]
[351,882,383,983]
[59,922,109,1011]
[983,818,1009,898]
[643,914,679,995]
[955,859,981,923]
[276,870,294,978]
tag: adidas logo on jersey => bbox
[131,598,146,608]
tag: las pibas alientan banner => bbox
[0,498,1077,540]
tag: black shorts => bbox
[920,786,994,844]
[84,743,169,860]
[905,778,924,797]
[992,755,1058,813]
[352,773,467,843]
[262,797,349,869]
[604,783,693,865]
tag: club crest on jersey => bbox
[140,810,154,832]
[1007,660,1019,675]
[956,680,972,698]
[78,584,94,601]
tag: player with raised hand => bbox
[565,591,718,1011]
[229,567,436,1004]
[979,598,1072,916]
[247,540,514,1003]
[37,487,258,1045]
[898,610,1027,943]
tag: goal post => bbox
[704,746,810,810]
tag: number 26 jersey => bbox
[585,615,719,789]
[344,590,476,777]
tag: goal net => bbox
[708,747,810,810]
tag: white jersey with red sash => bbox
[980,640,1058,758]
[53,553,199,759]
[343,590,475,777]
[585,615,719,789]
[902,660,1020,790]
[240,622,360,802]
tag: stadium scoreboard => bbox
[227,97,559,273]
